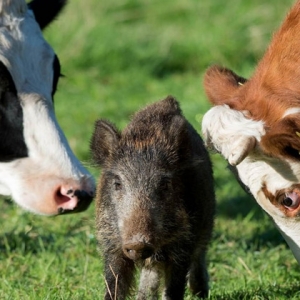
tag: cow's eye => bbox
[282,192,300,210]
[52,55,62,99]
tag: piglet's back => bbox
[122,96,210,164]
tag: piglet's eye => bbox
[113,176,122,191]
[282,192,300,210]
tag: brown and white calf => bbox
[0,0,95,215]
[202,0,300,263]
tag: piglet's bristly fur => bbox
[91,96,215,300]
[204,1,300,161]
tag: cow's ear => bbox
[90,120,121,166]
[0,62,28,161]
[260,116,300,160]
[28,0,68,30]
[203,65,247,106]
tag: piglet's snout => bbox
[55,180,94,214]
[123,242,155,261]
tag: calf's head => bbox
[202,105,300,264]
[202,0,300,263]
[0,0,95,215]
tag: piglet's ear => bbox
[260,117,300,160]
[28,0,67,30]
[90,120,121,166]
[203,65,247,106]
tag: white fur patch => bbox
[202,105,265,165]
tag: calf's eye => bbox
[282,192,300,210]
[283,197,293,207]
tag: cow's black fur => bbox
[0,0,66,162]
[0,62,27,162]
[52,55,61,99]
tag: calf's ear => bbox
[90,120,120,166]
[260,116,300,160]
[204,65,247,106]
[28,0,68,30]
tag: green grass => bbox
[1,0,299,299]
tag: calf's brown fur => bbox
[91,96,215,299]
[204,0,300,160]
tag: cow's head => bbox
[0,0,95,215]
[202,0,300,263]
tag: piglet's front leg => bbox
[162,261,189,300]
[103,254,135,300]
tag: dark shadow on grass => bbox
[215,164,275,221]
[214,165,286,248]
[216,192,260,219]
[214,190,286,248]
[0,231,57,254]
[0,217,98,257]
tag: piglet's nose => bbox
[55,185,94,215]
[123,242,155,261]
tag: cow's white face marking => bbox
[0,0,95,215]
[202,104,300,263]
[0,7,54,96]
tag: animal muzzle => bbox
[10,174,95,216]
[122,242,155,261]
[56,186,94,215]
[52,175,95,215]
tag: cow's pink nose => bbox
[55,185,94,214]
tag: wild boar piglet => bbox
[91,96,215,300]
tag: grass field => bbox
[1,0,300,299]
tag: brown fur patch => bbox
[262,183,300,218]
[260,116,300,160]
[203,1,300,160]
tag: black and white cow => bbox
[0,0,95,215]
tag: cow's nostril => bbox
[66,189,73,195]
[56,188,72,205]
[55,187,94,215]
